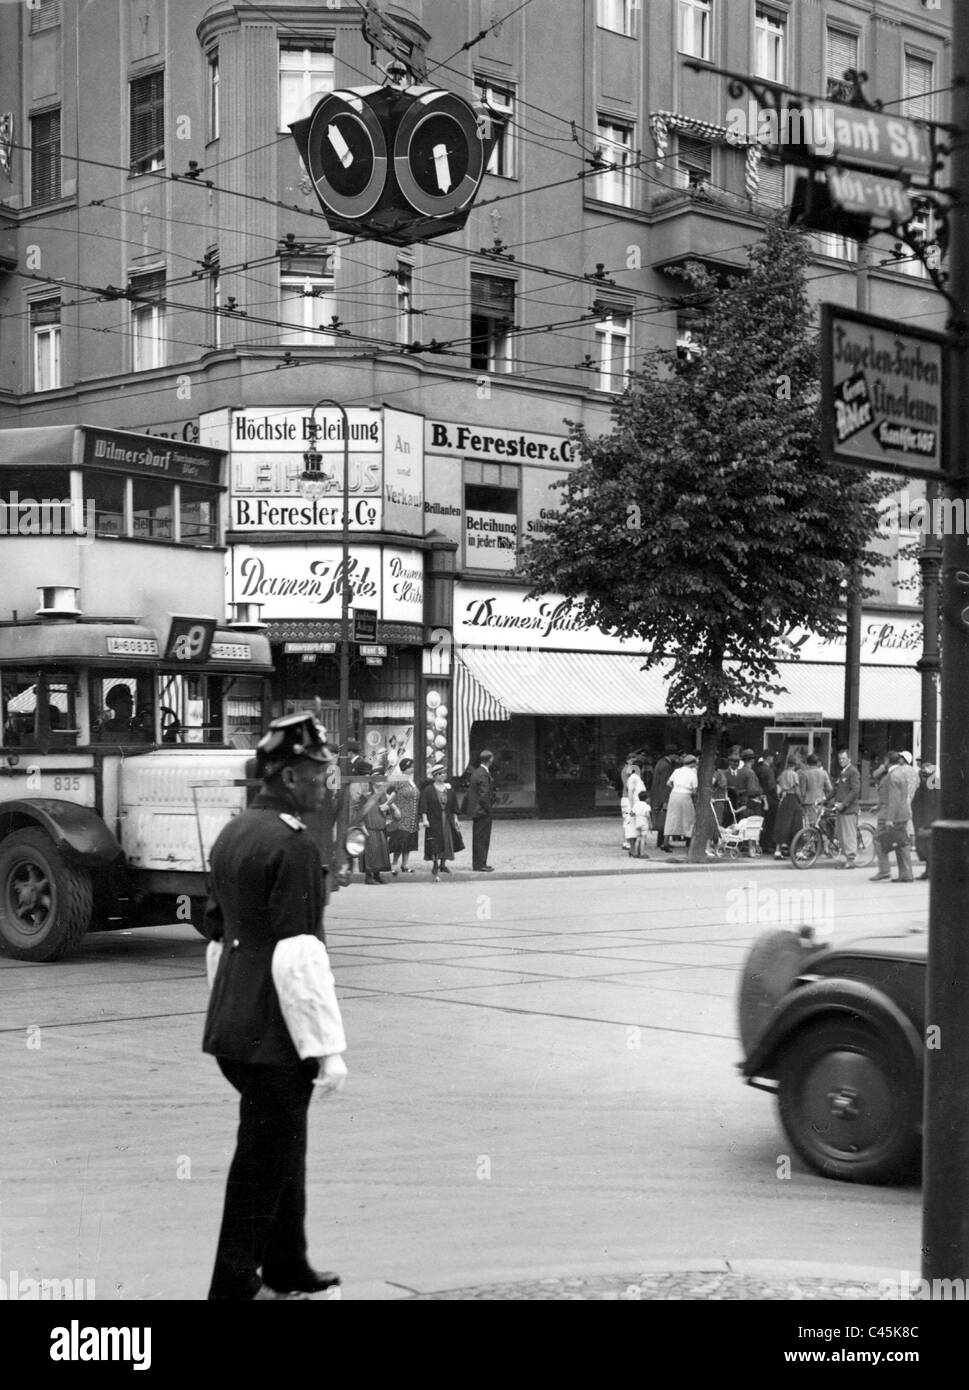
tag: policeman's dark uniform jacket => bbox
[203,712,346,1301]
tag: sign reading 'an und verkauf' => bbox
[821,305,947,479]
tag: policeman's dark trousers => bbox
[208,1058,318,1300]
[472,813,493,869]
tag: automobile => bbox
[737,926,926,1184]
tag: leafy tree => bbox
[519,218,891,862]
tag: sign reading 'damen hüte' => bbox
[821,305,946,479]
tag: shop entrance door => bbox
[766,726,832,769]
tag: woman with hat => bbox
[665,754,698,849]
[419,764,461,881]
[360,774,395,885]
[387,758,419,876]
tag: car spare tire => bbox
[738,929,814,1056]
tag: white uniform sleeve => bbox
[205,939,223,989]
[271,935,347,1059]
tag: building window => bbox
[811,232,859,265]
[464,478,519,573]
[279,268,336,346]
[395,254,414,346]
[179,484,217,544]
[129,269,166,371]
[904,53,934,123]
[755,154,785,207]
[208,52,220,141]
[679,0,712,61]
[595,117,634,206]
[84,471,128,537]
[826,27,859,100]
[279,42,335,130]
[674,135,711,189]
[754,8,785,83]
[30,297,61,391]
[30,109,61,204]
[475,76,516,178]
[470,273,515,373]
[892,201,937,280]
[130,70,165,174]
[595,306,631,393]
[132,476,174,541]
[596,0,638,38]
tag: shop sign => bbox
[229,408,382,452]
[776,614,923,666]
[427,419,575,464]
[231,545,424,625]
[465,508,518,571]
[382,408,424,536]
[454,584,644,654]
[81,428,222,485]
[821,306,946,478]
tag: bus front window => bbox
[91,675,154,744]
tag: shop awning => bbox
[453,648,921,772]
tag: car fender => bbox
[0,800,124,869]
[741,976,924,1087]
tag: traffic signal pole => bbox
[922,3,969,1291]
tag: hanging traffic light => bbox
[290,86,495,246]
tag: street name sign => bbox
[352,608,379,642]
[821,305,947,479]
[799,102,933,178]
[826,168,913,223]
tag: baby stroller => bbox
[709,798,765,858]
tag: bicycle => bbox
[789,804,875,870]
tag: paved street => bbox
[0,863,927,1301]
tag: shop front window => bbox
[179,484,217,543]
[85,470,127,537]
[132,476,174,540]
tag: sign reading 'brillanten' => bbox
[821,305,947,479]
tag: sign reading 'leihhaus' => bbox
[821,305,947,479]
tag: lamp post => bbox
[301,398,352,777]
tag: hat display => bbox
[256,712,332,778]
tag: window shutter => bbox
[471,274,516,320]
[904,55,934,122]
[30,297,61,327]
[129,269,166,304]
[130,71,165,173]
[826,28,858,96]
[30,110,61,204]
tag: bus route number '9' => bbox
[173,625,209,660]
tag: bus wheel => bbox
[0,829,93,962]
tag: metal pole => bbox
[842,242,870,766]
[917,480,941,765]
[923,3,969,1289]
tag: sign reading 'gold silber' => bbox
[290,86,495,245]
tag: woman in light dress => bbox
[622,760,646,854]
[665,754,698,847]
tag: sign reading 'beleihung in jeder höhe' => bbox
[821,305,947,479]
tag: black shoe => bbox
[473,865,495,872]
[263,1269,341,1297]
[439,866,451,874]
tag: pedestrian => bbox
[870,752,914,884]
[899,751,920,846]
[622,760,646,855]
[632,789,652,859]
[755,750,778,854]
[666,753,698,850]
[465,749,496,872]
[651,746,677,852]
[360,775,395,885]
[387,758,419,876]
[912,760,941,881]
[202,712,347,1302]
[773,755,803,858]
[420,763,462,880]
[798,753,832,827]
[830,747,861,869]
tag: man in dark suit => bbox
[466,749,495,871]
[203,712,348,1301]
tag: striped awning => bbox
[452,656,510,776]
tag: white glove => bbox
[312,1054,348,1097]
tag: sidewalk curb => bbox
[359,860,813,884]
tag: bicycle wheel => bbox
[855,824,875,868]
[790,826,822,869]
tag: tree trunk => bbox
[687,723,721,863]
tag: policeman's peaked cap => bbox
[256,712,334,778]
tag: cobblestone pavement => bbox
[392,1264,900,1301]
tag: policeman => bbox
[203,712,348,1301]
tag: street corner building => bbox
[0,0,948,819]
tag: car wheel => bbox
[0,828,93,962]
[777,1018,921,1184]
[790,826,821,869]
[738,929,812,1056]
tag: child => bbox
[633,790,652,859]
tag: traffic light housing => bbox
[290,86,496,246]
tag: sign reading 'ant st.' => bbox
[821,305,947,479]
